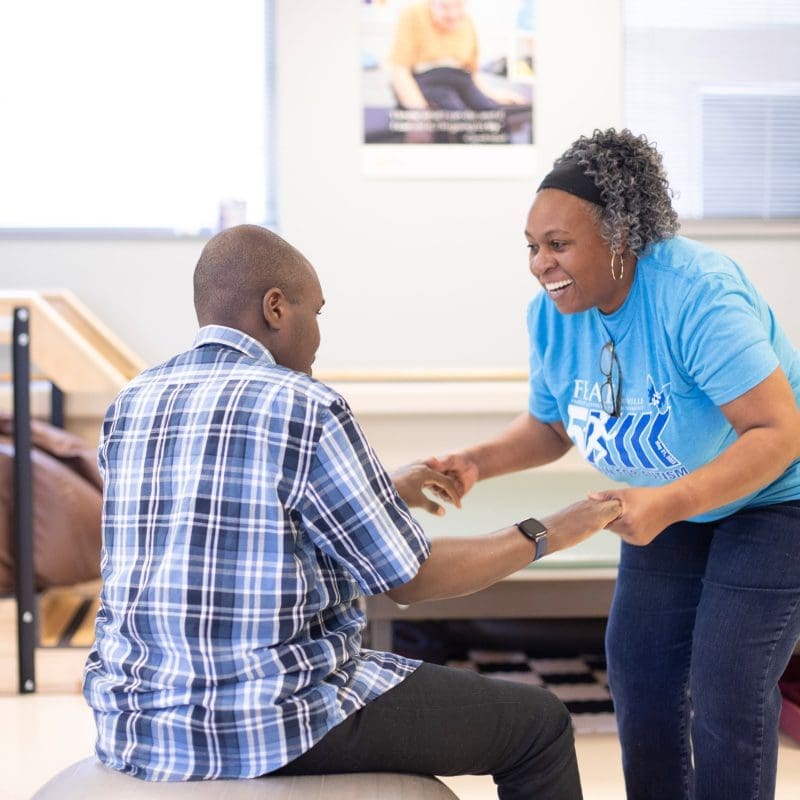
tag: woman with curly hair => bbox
[426,128,800,799]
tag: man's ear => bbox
[262,287,286,330]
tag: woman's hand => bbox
[588,486,684,545]
[391,461,462,516]
[424,452,480,498]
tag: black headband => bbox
[538,159,606,207]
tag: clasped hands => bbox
[394,455,681,546]
[390,460,462,517]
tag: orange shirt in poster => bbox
[387,2,479,74]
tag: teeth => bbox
[545,279,573,292]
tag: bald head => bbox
[194,224,314,329]
[193,225,324,374]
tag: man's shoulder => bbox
[193,357,348,414]
[115,349,347,419]
[267,369,346,412]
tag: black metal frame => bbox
[12,306,36,693]
[50,382,64,429]
[8,308,67,693]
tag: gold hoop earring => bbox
[610,251,624,281]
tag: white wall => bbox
[276,0,624,371]
[0,0,797,373]
[0,239,201,367]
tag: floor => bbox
[2,599,800,799]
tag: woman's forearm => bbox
[665,369,800,520]
[667,426,800,521]
[466,412,572,481]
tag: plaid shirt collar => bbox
[192,324,277,365]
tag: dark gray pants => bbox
[413,67,500,111]
[272,661,582,799]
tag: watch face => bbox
[519,518,547,538]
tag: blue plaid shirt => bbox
[83,325,430,781]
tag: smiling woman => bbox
[421,127,800,800]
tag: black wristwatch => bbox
[516,517,548,562]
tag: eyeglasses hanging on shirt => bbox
[600,340,622,418]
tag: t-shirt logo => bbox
[566,375,688,481]
[647,376,670,412]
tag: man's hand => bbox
[542,497,623,554]
[424,452,479,498]
[588,487,683,546]
[391,461,462,516]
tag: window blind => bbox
[623,0,800,219]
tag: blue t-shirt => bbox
[527,236,800,522]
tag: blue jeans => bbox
[606,501,800,800]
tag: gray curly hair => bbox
[553,128,679,255]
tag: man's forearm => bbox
[386,528,533,605]
[385,498,621,605]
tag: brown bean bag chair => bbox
[0,415,102,594]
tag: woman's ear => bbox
[262,287,286,330]
[611,236,627,257]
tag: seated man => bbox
[83,224,619,799]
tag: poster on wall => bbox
[361,0,537,178]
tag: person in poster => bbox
[362,0,534,145]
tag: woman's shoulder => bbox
[644,235,717,267]
[640,237,764,340]
[641,236,746,288]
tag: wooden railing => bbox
[0,290,145,395]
